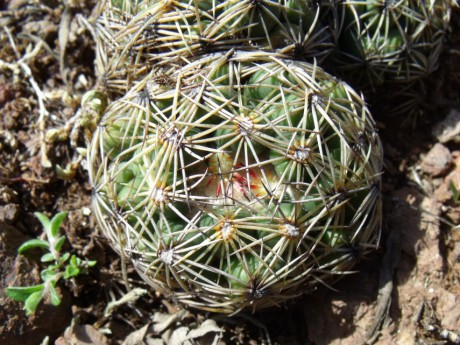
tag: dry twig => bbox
[0,27,52,168]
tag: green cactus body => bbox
[326,0,453,89]
[89,51,382,313]
[95,0,341,98]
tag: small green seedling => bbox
[5,211,96,315]
[449,180,460,206]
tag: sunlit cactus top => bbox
[95,0,339,96]
[327,0,454,88]
[88,51,383,313]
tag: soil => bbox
[0,2,459,345]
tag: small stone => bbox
[421,143,452,177]
[433,109,460,143]
[82,207,92,216]
[434,182,452,204]
[434,288,460,333]
[59,324,110,345]
[0,204,19,223]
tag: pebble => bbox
[433,109,460,143]
[421,143,452,177]
[0,204,19,223]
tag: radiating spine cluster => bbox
[95,0,340,96]
[89,51,383,313]
[326,0,453,89]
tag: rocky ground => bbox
[0,1,459,345]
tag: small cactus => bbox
[95,0,340,97]
[88,51,383,313]
[327,0,453,89]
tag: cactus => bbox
[95,0,340,97]
[326,0,453,89]
[88,51,383,313]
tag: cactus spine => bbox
[327,0,453,89]
[89,50,383,313]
